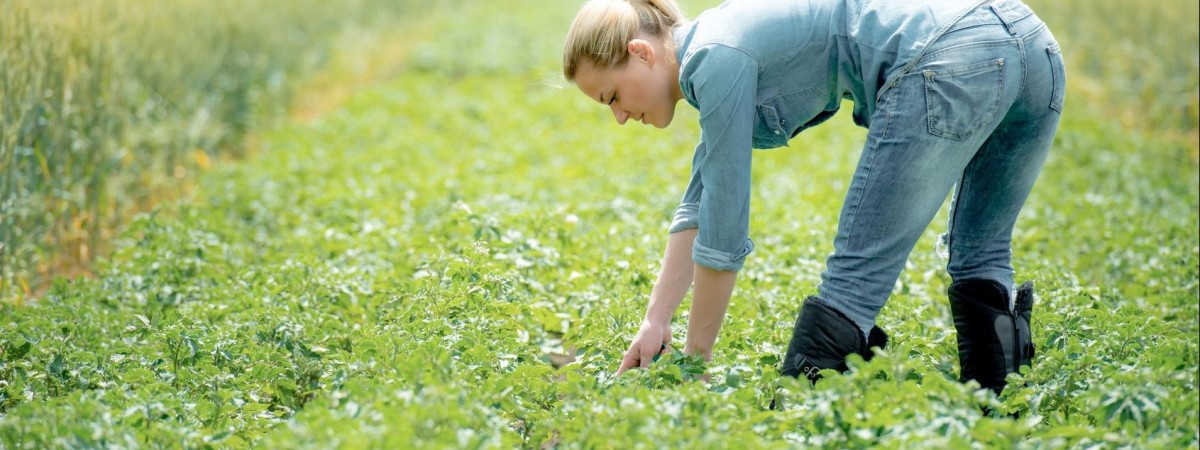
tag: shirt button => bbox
[774,130,781,135]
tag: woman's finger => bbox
[639,343,664,368]
[615,350,639,375]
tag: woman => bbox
[562,0,1062,397]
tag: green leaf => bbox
[242,402,270,416]
[122,368,158,385]
[7,340,31,361]
[46,353,65,379]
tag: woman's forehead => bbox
[573,62,614,102]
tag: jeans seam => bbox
[918,39,1011,64]
[947,172,969,277]
[1017,32,1028,102]
[840,82,897,257]
[1018,22,1048,42]
[876,0,992,101]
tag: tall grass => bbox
[0,0,447,301]
[1025,0,1199,145]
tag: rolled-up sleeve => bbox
[673,45,758,272]
[668,141,704,234]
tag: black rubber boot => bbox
[948,279,1036,396]
[770,297,887,410]
[780,297,888,382]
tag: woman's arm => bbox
[670,46,757,362]
[644,228,698,325]
[619,45,758,374]
[616,228,698,375]
[616,227,737,374]
[683,264,736,362]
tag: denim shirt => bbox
[669,0,985,271]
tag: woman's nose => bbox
[610,105,629,125]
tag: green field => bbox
[1,0,1197,448]
[0,0,446,297]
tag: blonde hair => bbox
[562,0,686,80]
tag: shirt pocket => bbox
[754,87,828,149]
[754,104,789,148]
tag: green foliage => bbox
[1,0,1197,448]
[0,0,456,300]
[1026,0,1200,137]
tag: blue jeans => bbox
[817,0,1065,336]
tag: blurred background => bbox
[0,0,462,300]
[1,0,1197,302]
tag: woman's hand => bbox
[613,229,695,376]
[615,320,672,375]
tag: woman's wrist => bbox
[682,342,714,362]
[643,229,697,327]
[644,301,675,327]
[682,265,737,362]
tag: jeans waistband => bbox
[945,0,1039,37]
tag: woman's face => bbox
[574,39,681,129]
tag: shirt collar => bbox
[672,23,690,63]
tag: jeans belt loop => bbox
[989,3,1018,36]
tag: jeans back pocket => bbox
[1046,43,1066,113]
[923,58,1006,141]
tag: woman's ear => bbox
[627,39,656,65]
